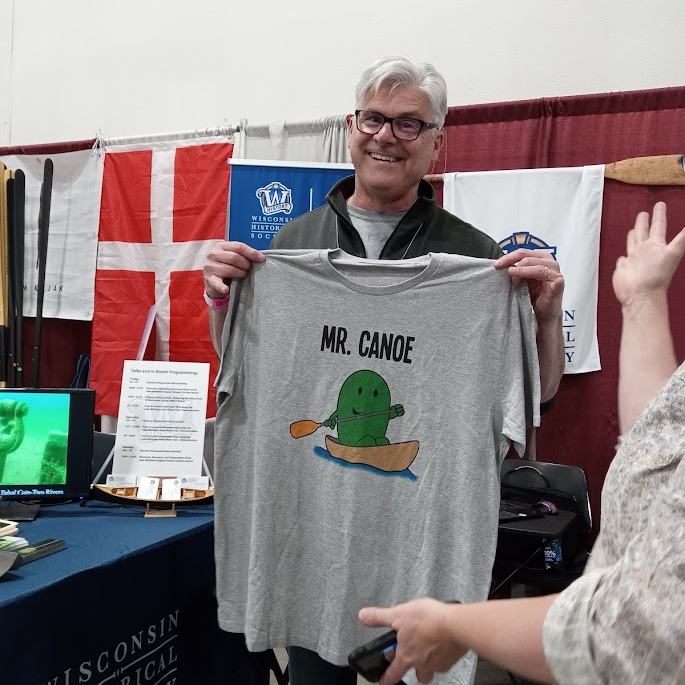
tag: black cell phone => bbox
[348,629,398,682]
[348,601,461,681]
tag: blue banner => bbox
[228,160,354,250]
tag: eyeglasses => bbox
[355,109,438,141]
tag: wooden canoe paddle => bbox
[603,154,685,185]
[290,408,398,439]
[424,153,685,185]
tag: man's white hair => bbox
[355,56,448,129]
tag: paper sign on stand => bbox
[179,476,210,491]
[161,479,182,501]
[113,361,210,478]
[137,477,160,500]
[105,474,137,488]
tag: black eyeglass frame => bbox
[354,109,439,141]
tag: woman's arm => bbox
[612,202,685,433]
[359,595,558,685]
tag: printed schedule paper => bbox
[113,361,210,477]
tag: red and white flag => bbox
[89,137,233,417]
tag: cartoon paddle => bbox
[290,409,398,439]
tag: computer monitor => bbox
[0,388,95,520]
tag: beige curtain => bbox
[235,115,350,163]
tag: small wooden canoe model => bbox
[91,483,213,506]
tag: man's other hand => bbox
[494,249,564,321]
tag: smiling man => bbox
[203,56,566,685]
[205,58,564,410]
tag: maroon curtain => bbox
[0,138,95,156]
[434,86,685,530]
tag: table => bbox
[0,500,225,685]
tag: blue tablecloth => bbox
[0,500,222,685]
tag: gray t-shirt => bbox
[214,249,540,685]
[346,204,406,259]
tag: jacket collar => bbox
[325,175,437,259]
[326,175,436,215]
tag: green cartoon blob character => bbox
[323,370,404,447]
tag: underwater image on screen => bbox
[0,392,70,485]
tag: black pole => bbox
[0,165,8,388]
[12,170,25,387]
[6,176,15,387]
[32,158,53,389]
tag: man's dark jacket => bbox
[270,175,501,259]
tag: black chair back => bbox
[501,458,592,532]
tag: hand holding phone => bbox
[347,629,402,683]
[349,599,461,683]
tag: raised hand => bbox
[612,202,685,308]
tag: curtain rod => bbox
[425,154,685,186]
[242,115,347,137]
[99,125,240,148]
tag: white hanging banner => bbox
[1,147,104,320]
[444,165,604,374]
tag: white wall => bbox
[1,0,684,146]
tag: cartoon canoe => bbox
[324,435,419,472]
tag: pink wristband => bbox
[203,291,230,309]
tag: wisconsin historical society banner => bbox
[228,159,353,249]
[443,166,604,374]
